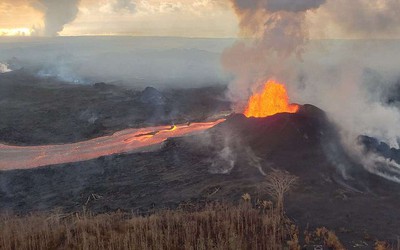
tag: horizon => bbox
[4,35,400,40]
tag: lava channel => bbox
[0,119,225,170]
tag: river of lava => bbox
[244,79,299,118]
[0,119,225,170]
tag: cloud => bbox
[113,0,136,13]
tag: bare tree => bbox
[264,169,298,216]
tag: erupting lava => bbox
[244,80,299,118]
[0,120,224,170]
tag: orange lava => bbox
[0,119,225,170]
[244,79,299,118]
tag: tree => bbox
[264,169,298,216]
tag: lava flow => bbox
[0,119,225,170]
[244,79,299,118]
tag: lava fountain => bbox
[244,80,299,118]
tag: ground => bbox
[0,69,229,145]
[1,70,400,249]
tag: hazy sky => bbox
[1,0,400,38]
[1,0,237,37]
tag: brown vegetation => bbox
[0,170,349,250]
[1,203,299,250]
[263,169,298,216]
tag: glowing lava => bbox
[244,80,299,118]
[0,120,225,170]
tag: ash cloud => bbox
[223,0,326,106]
[323,0,400,37]
[32,0,81,36]
[232,0,326,12]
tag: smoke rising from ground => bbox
[32,0,80,36]
[0,63,11,74]
[0,37,232,87]
[290,41,400,178]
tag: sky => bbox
[1,0,400,38]
[0,0,237,37]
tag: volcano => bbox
[1,103,400,245]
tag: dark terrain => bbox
[1,71,400,248]
[0,69,230,145]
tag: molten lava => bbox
[244,80,299,118]
[0,120,225,170]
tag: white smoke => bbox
[0,37,230,86]
[0,63,11,74]
[289,42,400,144]
[32,0,81,36]
[37,57,86,84]
[288,40,400,182]
[0,63,11,73]
[209,146,236,174]
[350,139,400,184]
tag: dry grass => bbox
[375,241,390,250]
[0,172,348,250]
[314,227,345,250]
[0,202,301,250]
[375,240,400,250]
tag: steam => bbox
[37,55,86,84]
[209,146,236,174]
[222,0,326,104]
[0,37,228,87]
[287,40,400,182]
[352,139,400,184]
[32,0,81,36]
[244,146,267,176]
[0,63,11,74]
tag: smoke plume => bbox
[290,41,400,182]
[222,0,326,105]
[32,0,81,36]
[323,0,400,38]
